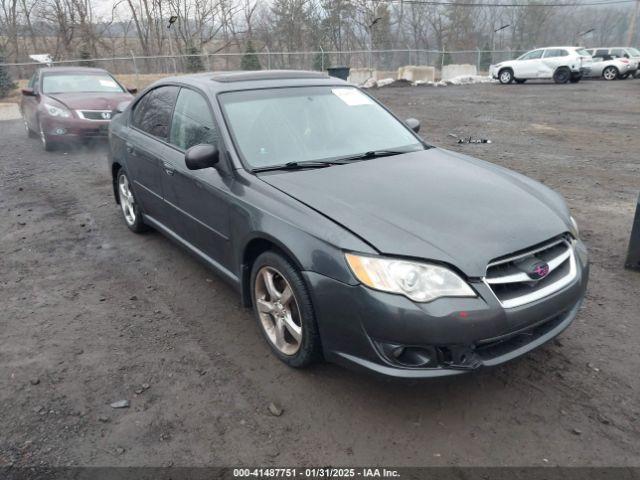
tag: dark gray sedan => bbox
[108,70,589,378]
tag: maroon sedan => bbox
[20,67,136,151]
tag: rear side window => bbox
[132,86,179,140]
[610,48,626,57]
[169,88,218,150]
[544,49,568,58]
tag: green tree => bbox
[0,52,17,99]
[241,41,262,70]
[78,45,95,67]
[479,43,492,71]
[185,44,204,73]
[442,51,453,66]
[312,50,330,71]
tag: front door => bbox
[125,85,179,223]
[21,73,39,130]
[161,87,234,273]
[513,49,544,78]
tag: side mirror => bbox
[185,144,219,170]
[127,87,138,94]
[21,88,36,97]
[406,118,420,133]
[114,101,131,115]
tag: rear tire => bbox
[250,251,322,368]
[553,67,571,84]
[618,72,630,79]
[498,69,514,84]
[602,66,618,81]
[515,79,526,84]
[569,73,582,83]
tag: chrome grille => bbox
[77,110,112,121]
[484,237,577,309]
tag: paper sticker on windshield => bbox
[332,88,373,106]
[99,79,118,88]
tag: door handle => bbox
[163,163,175,176]
[126,143,136,155]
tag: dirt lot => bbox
[1,79,639,468]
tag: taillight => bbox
[620,58,629,64]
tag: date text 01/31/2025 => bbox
[233,468,401,478]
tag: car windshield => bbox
[42,74,124,94]
[218,86,424,169]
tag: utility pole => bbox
[627,0,640,46]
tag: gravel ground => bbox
[0,79,639,468]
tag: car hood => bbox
[46,92,133,111]
[260,148,572,277]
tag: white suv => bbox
[490,47,593,84]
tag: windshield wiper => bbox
[253,160,345,173]
[337,150,406,162]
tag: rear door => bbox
[125,85,179,223]
[540,49,569,76]
[161,87,234,272]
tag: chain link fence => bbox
[1,48,525,82]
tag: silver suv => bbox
[584,48,636,80]
[490,47,593,84]
[587,47,640,78]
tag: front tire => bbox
[250,251,322,368]
[116,169,149,233]
[515,79,527,84]
[602,66,618,81]
[618,72,630,79]
[570,73,582,83]
[38,119,55,151]
[553,67,571,84]
[25,120,37,138]
[498,69,514,84]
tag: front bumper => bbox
[40,115,109,141]
[305,240,589,379]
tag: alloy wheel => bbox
[39,122,47,148]
[603,67,617,81]
[118,174,137,226]
[499,70,512,84]
[254,266,303,356]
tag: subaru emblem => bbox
[529,262,550,280]
[101,111,112,120]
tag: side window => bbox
[610,48,625,58]
[523,50,543,60]
[543,49,560,58]
[169,88,218,150]
[131,86,179,140]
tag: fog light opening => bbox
[378,342,434,368]
[54,128,67,135]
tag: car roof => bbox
[153,69,349,93]
[38,66,111,75]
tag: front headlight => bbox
[44,103,71,118]
[345,253,476,303]
[570,216,579,238]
